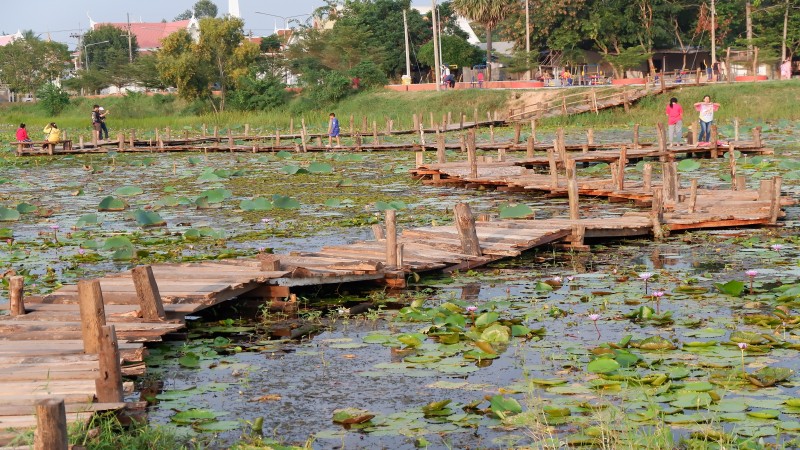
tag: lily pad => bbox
[98,196,126,211]
[499,204,534,219]
[0,208,21,221]
[114,185,144,196]
[587,358,620,374]
[747,366,793,387]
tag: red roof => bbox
[99,20,193,50]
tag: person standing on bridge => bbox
[665,97,683,146]
[694,95,720,145]
[327,112,341,148]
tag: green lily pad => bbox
[114,185,144,196]
[747,366,793,387]
[677,159,701,172]
[0,208,21,221]
[587,358,620,374]
[272,195,300,209]
[98,196,126,211]
[240,197,274,211]
[499,204,534,219]
[132,209,166,228]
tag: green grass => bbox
[540,80,800,129]
[0,88,510,140]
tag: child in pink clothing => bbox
[16,123,30,142]
[665,98,683,146]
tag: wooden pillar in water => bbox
[117,133,124,151]
[213,126,219,139]
[244,123,249,137]
[129,129,136,147]
[566,159,580,220]
[290,118,295,135]
[459,134,466,153]
[228,129,234,151]
[710,125,719,158]
[734,117,740,141]
[77,279,106,354]
[362,116,368,133]
[34,398,67,450]
[201,124,207,138]
[547,143,558,188]
[454,203,482,256]
[9,276,24,316]
[633,123,640,149]
[770,176,783,224]
[95,325,123,403]
[413,114,420,132]
[617,146,627,190]
[526,136,534,159]
[530,119,537,144]
[385,209,397,267]
[436,132,446,164]
[651,189,664,240]
[373,121,379,144]
[688,179,698,213]
[489,125,495,143]
[467,130,478,178]
[753,126,762,148]
[643,163,653,191]
[415,150,424,168]
[132,265,165,321]
[349,114,354,136]
[165,127,171,142]
[587,128,594,145]
[513,123,522,144]
[729,144,737,190]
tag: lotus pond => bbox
[3,122,800,449]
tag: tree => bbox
[451,0,515,81]
[157,16,259,111]
[83,24,138,69]
[176,0,218,20]
[0,36,70,97]
[418,34,482,69]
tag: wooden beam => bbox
[385,209,397,268]
[131,265,165,322]
[9,276,24,316]
[77,280,106,354]
[566,159,580,220]
[454,203,482,256]
[95,325,123,403]
[34,398,67,450]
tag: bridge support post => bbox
[9,276,25,316]
[385,209,398,268]
[78,279,107,354]
[95,325,123,403]
[454,203,481,257]
[34,398,67,450]
[132,265,166,321]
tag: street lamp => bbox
[254,12,312,32]
[84,40,109,71]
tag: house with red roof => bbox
[92,17,199,53]
[0,31,23,47]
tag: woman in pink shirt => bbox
[16,123,30,142]
[665,97,683,146]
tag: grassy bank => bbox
[540,80,800,129]
[0,88,510,140]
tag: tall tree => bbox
[0,36,70,97]
[451,0,515,80]
[175,0,218,20]
[157,16,258,111]
[83,24,139,69]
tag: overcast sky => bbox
[0,1,431,49]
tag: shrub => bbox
[348,61,387,89]
[229,74,289,111]
[37,83,70,115]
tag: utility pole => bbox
[525,0,530,80]
[432,0,441,91]
[403,10,411,79]
[710,0,716,64]
[127,13,133,62]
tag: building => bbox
[0,30,23,47]
[92,17,199,53]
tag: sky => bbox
[0,0,430,49]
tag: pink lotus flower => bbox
[771,244,784,252]
[466,306,478,312]
[78,248,85,255]
[639,272,653,294]
[738,342,747,350]
[745,270,757,277]
[589,314,601,339]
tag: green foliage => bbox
[36,84,70,115]
[303,70,353,105]
[175,0,218,20]
[347,61,388,89]
[604,47,651,78]
[418,35,482,69]
[0,36,70,95]
[83,25,138,70]
[229,73,288,111]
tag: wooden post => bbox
[228,129,234,151]
[132,265,165,321]
[526,136,534,159]
[467,130,478,178]
[454,203,482,256]
[623,88,630,113]
[244,123,250,137]
[662,162,677,203]
[548,144,558,188]
[770,176,783,224]
[165,127,171,142]
[498,148,506,162]
[362,115,368,133]
[513,123,522,144]
[489,125,495,143]
[355,133,362,151]
[396,243,404,268]
[92,128,98,147]
[729,144,737,190]
[429,112,434,129]
[385,209,397,268]
[441,113,447,132]
[617,146,627,190]
[581,144,589,154]
[34,398,67,450]
[95,325,123,403]
[695,67,701,85]
[610,162,619,187]
[753,126,762,148]
[656,122,667,154]
[415,150,424,168]
[201,124,207,138]
[156,129,163,150]
[688,179,698,214]
[436,132,446,163]
[759,179,772,201]
[689,121,698,146]
[633,123,640,149]
[372,121,378,144]
[736,175,746,190]
[556,128,567,162]
[643,163,653,191]
[79,136,84,149]
[566,159,580,220]
[473,108,478,125]
[301,119,308,152]
[530,119,537,144]
[587,129,594,145]
[77,279,106,354]
[9,276,24,316]
[213,126,219,139]
[413,113,420,132]
[372,224,385,240]
[660,69,666,92]
[734,117,740,141]
[459,134,466,153]
[561,96,567,115]
[117,133,124,151]
[129,129,135,147]
[259,256,281,271]
[651,189,664,240]
[290,118,295,135]
[460,114,465,130]
[710,125,719,158]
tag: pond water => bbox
[2,121,800,449]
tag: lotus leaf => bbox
[677,159,701,172]
[281,165,308,175]
[480,324,510,343]
[15,203,37,213]
[729,330,766,345]
[746,409,781,419]
[499,204,534,219]
[422,399,451,413]
[194,420,240,431]
[240,197,274,211]
[197,172,223,182]
[543,405,571,417]
[636,336,676,350]
[132,209,166,228]
[75,214,99,227]
[332,408,374,425]
[0,228,12,239]
[114,185,143,196]
[275,150,292,159]
[199,189,231,203]
[0,208,21,221]
[324,198,342,207]
[714,280,746,296]
[474,312,499,327]
[747,366,793,387]
[102,236,134,251]
[489,395,522,419]
[587,358,620,374]
[375,201,407,211]
[510,325,532,337]
[397,334,423,348]
[98,196,126,211]
[171,409,218,424]
[178,353,200,368]
[308,162,333,173]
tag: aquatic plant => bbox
[589,313,601,339]
[746,269,758,294]
[639,272,653,294]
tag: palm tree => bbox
[451,0,514,81]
